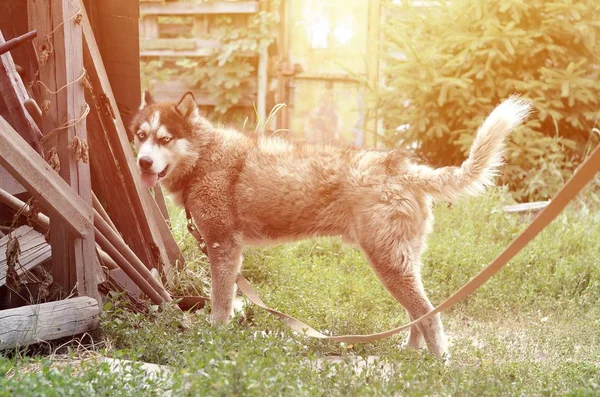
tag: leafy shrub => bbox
[141,8,278,119]
[378,0,600,201]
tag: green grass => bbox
[2,188,599,395]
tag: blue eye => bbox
[137,132,146,140]
[160,137,172,144]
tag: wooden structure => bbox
[0,0,183,349]
[138,0,269,122]
[137,0,383,145]
[279,0,381,146]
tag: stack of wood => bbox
[0,0,185,350]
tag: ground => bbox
[1,188,599,396]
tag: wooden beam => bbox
[80,2,183,276]
[141,49,217,58]
[140,38,197,51]
[93,225,168,305]
[140,1,259,15]
[0,30,43,153]
[0,296,99,350]
[0,116,92,239]
[94,212,172,302]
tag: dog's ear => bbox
[175,91,199,123]
[139,90,155,110]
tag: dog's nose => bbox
[139,156,153,170]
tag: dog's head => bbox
[130,91,200,189]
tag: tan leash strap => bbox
[186,144,600,343]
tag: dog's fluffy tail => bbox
[406,95,532,201]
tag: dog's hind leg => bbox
[361,244,448,358]
[403,313,426,350]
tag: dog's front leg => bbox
[205,232,243,325]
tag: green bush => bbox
[378,0,600,201]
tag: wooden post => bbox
[0,30,43,153]
[277,0,291,131]
[80,3,183,279]
[366,0,381,148]
[257,44,268,129]
[27,0,98,300]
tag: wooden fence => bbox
[139,0,268,121]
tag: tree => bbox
[379,0,600,200]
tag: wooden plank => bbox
[0,116,93,238]
[150,79,255,106]
[140,38,197,51]
[140,1,259,16]
[0,296,99,350]
[0,226,52,288]
[153,187,170,226]
[503,201,550,214]
[257,45,268,128]
[141,48,217,58]
[47,0,97,300]
[0,30,43,153]
[94,1,141,128]
[80,3,181,276]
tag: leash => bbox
[182,144,600,342]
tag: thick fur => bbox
[131,93,531,358]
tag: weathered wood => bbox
[92,192,118,233]
[91,0,141,128]
[0,296,99,350]
[98,249,118,270]
[0,187,50,228]
[0,30,43,153]
[0,116,93,239]
[0,226,52,288]
[0,187,115,274]
[93,225,167,305]
[81,4,180,276]
[140,1,259,15]
[94,212,171,302]
[44,0,97,300]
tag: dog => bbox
[130,91,531,358]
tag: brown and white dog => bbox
[130,91,531,358]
